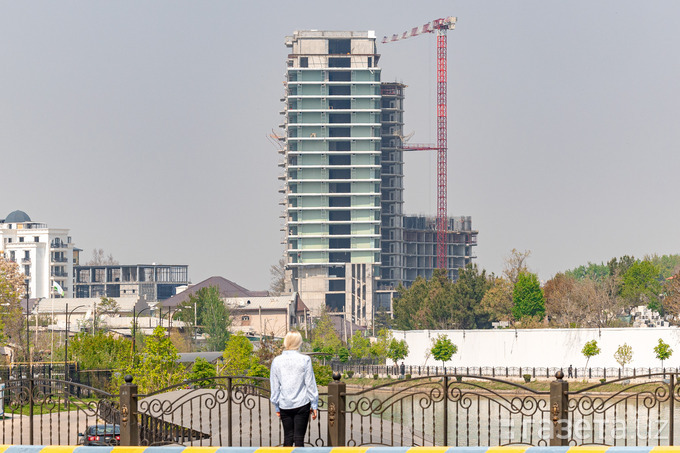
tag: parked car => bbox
[78,424,120,446]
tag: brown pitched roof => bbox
[161,276,266,308]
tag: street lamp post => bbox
[24,278,33,445]
[132,307,151,355]
[159,307,179,335]
[24,279,30,374]
[65,303,85,381]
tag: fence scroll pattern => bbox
[566,373,676,446]
[135,376,327,447]
[343,375,551,446]
[0,377,119,445]
[3,372,680,446]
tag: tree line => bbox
[392,250,680,329]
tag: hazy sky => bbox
[2,1,679,290]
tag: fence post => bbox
[550,371,569,446]
[227,377,233,446]
[120,374,140,446]
[670,373,675,446]
[28,372,34,445]
[443,375,449,445]
[327,372,346,447]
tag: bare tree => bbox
[503,249,531,284]
[0,256,29,360]
[269,256,286,296]
[664,272,680,324]
[480,277,514,323]
[544,273,587,327]
[87,248,119,265]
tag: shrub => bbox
[373,374,379,380]
[523,374,531,383]
[600,378,606,384]
[346,370,354,378]
[455,375,463,383]
[405,374,411,380]
[312,361,333,386]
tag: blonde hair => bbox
[283,331,303,351]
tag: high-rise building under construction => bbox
[280,30,477,327]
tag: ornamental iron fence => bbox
[1,371,680,446]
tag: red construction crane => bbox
[383,17,457,270]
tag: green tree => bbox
[608,255,637,279]
[430,334,457,367]
[312,360,333,386]
[68,331,131,370]
[221,332,256,376]
[393,276,428,330]
[620,260,663,311]
[654,339,673,368]
[387,338,409,366]
[393,268,490,330]
[311,309,342,357]
[249,363,270,378]
[565,262,610,282]
[338,347,349,362]
[348,331,371,360]
[175,285,232,350]
[453,264,492,328]
[581,340,601,369]
[187,357,217,386]
[121,326,183,393]
[512,272,545,321]
[614,343,633,368]
[369,328,391,361]
[202,288,231,351]
[646,254,680,279]
[373,306,393,331]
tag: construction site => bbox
[277,21,478,327]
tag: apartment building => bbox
[0,210,75,298]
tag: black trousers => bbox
[280,402,311,446]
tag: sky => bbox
[2,1,680,290]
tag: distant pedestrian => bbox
[400,362,406,378]
[270,331,318,447]
[568,364,573,378]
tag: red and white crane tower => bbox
[383,17,457,270]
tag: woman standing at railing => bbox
[270,331,319,447]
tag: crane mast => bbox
[383,17,456,270]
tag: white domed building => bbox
[0,210,75,298]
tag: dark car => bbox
[78,424,120,446]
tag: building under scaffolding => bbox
[280,30,477,326]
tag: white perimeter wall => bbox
[391,328,680,368]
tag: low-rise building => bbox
[226,293,308,338]
[74,264,189,301]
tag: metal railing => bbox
[333,363,679,380]
[3,372,680,447]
